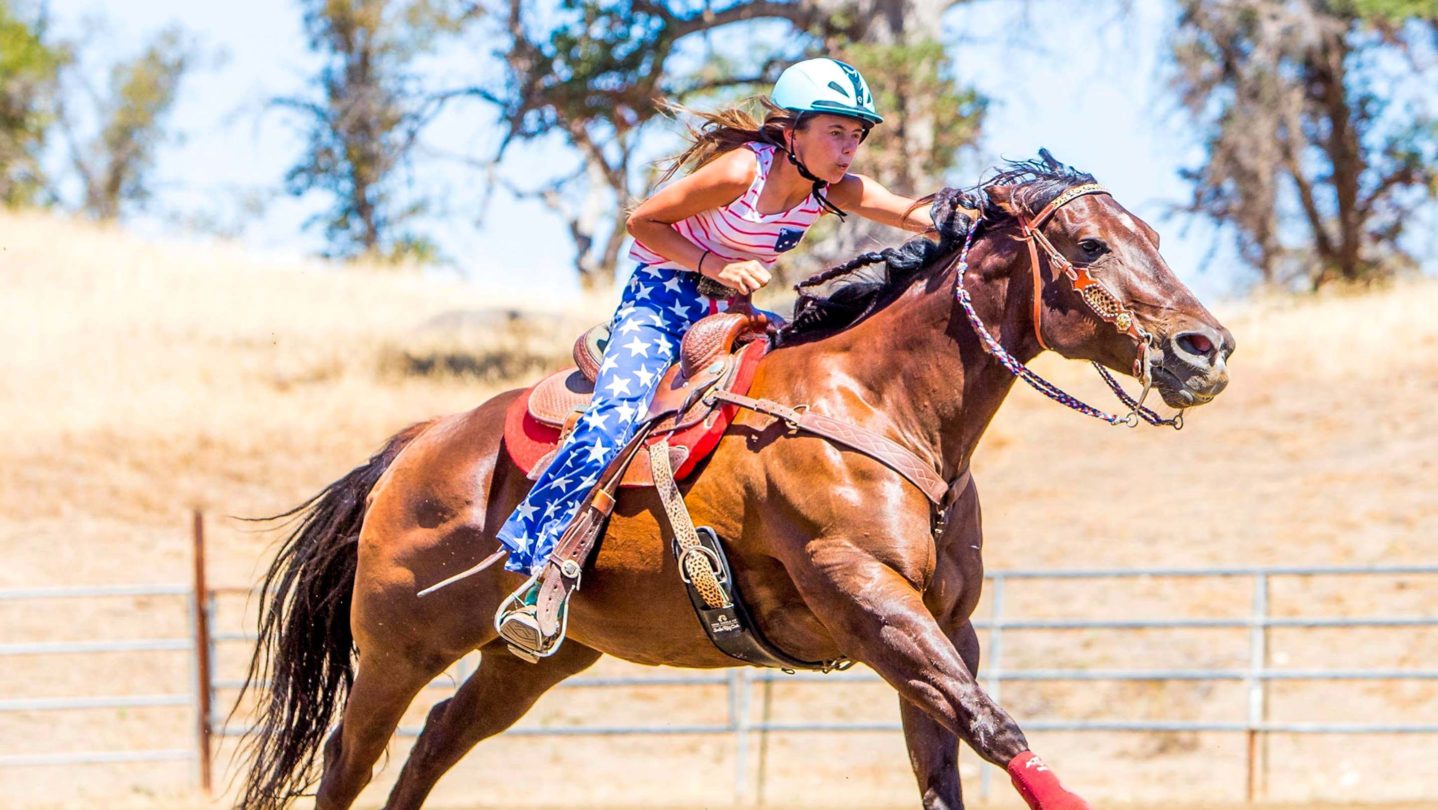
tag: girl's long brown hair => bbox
[654,98,800,186]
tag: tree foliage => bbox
[0,0,64,206]
[62,26,191,220]
[1171,0,1438,289]
[1335,0,1438,21]
[278,0,479,263]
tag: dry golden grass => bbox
[1,210,612,578]
[2,209,1435,808]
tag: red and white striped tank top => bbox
[628,142,824,271]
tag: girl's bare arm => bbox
[827,173,933,233]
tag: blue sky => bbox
[42,0,1424,304]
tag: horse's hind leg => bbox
[315,649,447,810]
[383,640,604,810]
[315,648,451,810]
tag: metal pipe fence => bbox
[3,512,1435,805]
[196,560,1438,803]
[0,583,202,772]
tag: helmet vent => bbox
[826,80,852,99]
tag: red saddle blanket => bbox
[502,339,768,486]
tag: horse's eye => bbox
[1079,239,1107,257]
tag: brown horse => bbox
[238,154,1233,810]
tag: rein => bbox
[954,184,1183,429]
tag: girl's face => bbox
[790,114,868,183]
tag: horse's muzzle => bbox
[1151,324,1234,408]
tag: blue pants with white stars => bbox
[497,264,712,574]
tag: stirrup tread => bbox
[495,592,566,663]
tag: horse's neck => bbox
[822,236,1039,482]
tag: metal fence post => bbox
[191,509,214,794]
[731,668,752,804]
[980,574,1006,801]
[756,673,775,805]
[1245,572,1268,803]
[1260,573,1272,801]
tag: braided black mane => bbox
[774,150,1096,347]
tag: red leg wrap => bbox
[1006,751,1092,810]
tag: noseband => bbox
[954,184,1183,429]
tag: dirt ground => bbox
[2,212,1436,808]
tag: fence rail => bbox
[2,512,1435,804]
[0,581,202,775]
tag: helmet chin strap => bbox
[779,118,849,219]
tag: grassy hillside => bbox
[1,210,613,586]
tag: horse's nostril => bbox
[1179,333,1213,357]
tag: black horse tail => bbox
[235,419,433,810]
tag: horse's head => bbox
[984,152,1234,409]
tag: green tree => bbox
[0,0,64,206]
[62,26,191,220]
[1171,0,1438,289]
[1335,0,1438,20]
[277,0,480,264]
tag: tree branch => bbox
[1359,164,1419,221]
[670,63,787,100]
[566,122,626,197]
[1280,134,1335,262]
[670,0,821,38]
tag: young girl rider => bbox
[496,57,936,658]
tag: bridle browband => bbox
[955,183,1184,429]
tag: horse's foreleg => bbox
[900,620,981,810]
[382,640,603,810]
[793,556,1089,810]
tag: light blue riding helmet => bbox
[771,57,883,126]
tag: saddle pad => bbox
[502,339,768,485]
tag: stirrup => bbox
[494,575,566,663]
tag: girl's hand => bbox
[703,258,771,295]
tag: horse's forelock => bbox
[983,153,1092,218]
[982,156,1097,220]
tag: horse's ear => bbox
[1038,148,1063,171]
[985,183,1021,217]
